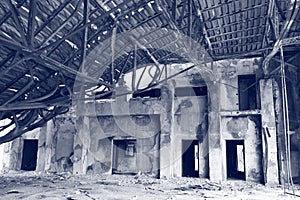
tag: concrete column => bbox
[208,81,223,182]
[159,83,174,178]
[73,116,90,174]
[260,79,279,185]
[36,125,47,171]
[44,120,56,172]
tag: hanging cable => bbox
[280,46,295,195]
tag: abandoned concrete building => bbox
[0,0,299,187]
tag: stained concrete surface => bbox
[0,171,299,200]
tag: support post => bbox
[260,79,279,185]
[207,80,222,182]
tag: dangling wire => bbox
[280,46,295,195]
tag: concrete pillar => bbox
[208,81,223,182]
[44,120,56,172]
[36,125,47,171]
[73,116,90,174]
[159,83,174,178]
[260,79,279,185]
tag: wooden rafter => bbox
[5,0,28,46]
[81,0,89,71]
[40,0,82,48]
[38,0,153,53]
[172,0,177,21]
[0,51,16,68]
[177,0,187,27]
[34,0,73,36]
[2,80,34,106]
[35,55,108,85]
[0,70,29,95]
[0,0,26,26]
[27,0,37,47]
[194,1,212,52]
[132,44,137,91]
[0,35,30,52]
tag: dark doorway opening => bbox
[226,140,246,180]
[132,88,161,98]
[112,139,137,175]
[175,86,207,97]
[21,139,38,171]
[182,140,199,177]
[238,74,257,110]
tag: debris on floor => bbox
[0,171,299,200]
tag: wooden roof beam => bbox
[27,0,37,47]
[0,70,29,96]
[34,54,113,88]
[194,2,212,52]
[34,0,73,36]
[0,35,31,52]
[0,51,16,68]
[1,80,34,106]
[158,0,206,62]
[40,0,82,48]
[38,0,153,53]
[4,0,28,46]
[0,0,26,27]
[80,0,89,72]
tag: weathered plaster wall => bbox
[0,116,76,174]
[75,67,209,178]
[208,58,263,182]
[260,79,279,184]
[221,115,263,182]
[214,58,262,111]
[0,127,42,172]
[76,115,161,176]
[173,96,208,177]
[52,117,76,173]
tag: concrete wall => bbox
[1,58,291,185]
[214,58,262,111]
[173,96,208,177]
[74,64,209,177]
[221,115,263,182]
[82,115,161,175]
[0,116,76,174]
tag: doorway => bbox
[21,139,38,171]
[182,140,199,177]
[112,139,137,174]
[226,140,245,180]
[238,74,257,111]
